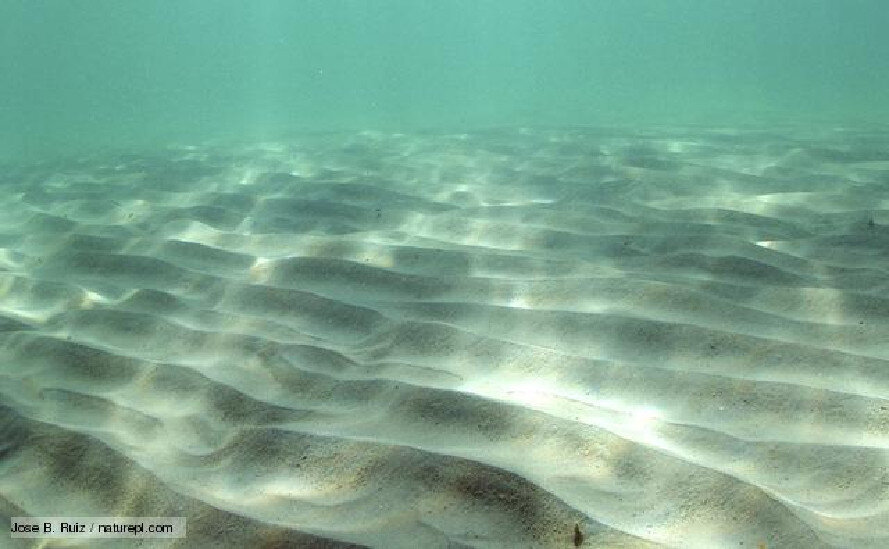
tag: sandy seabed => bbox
[0,126,888,549]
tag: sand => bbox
[0,126,887,548]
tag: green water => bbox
[2,0,887,162]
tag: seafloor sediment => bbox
[0,126,888,548]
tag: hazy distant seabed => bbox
[1,126,888,548]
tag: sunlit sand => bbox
[1,126,887,548]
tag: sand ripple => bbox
[1,127,888,548]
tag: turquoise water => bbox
[2,0,887,161]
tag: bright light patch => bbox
[238,167,259,186]
[80,290,107,309]
[0,249,21,271]
[627,407,663,433]
[504,381,557,407]
[249,257,273,283]
[174,222,221,246]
